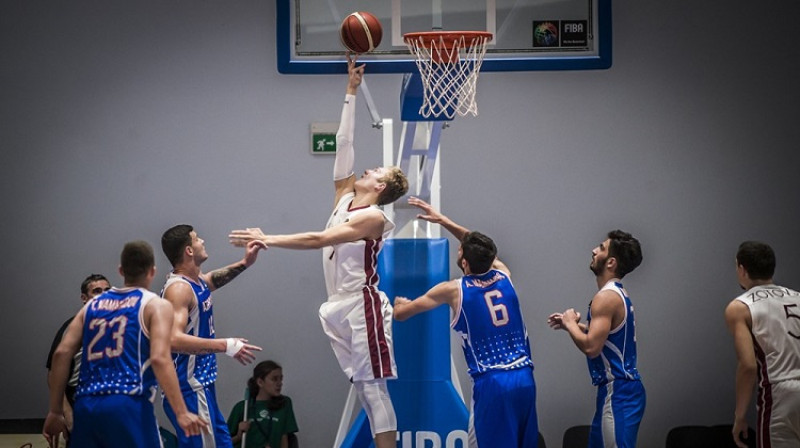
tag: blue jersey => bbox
[162,273,218,392]
[452,269,533,377]
[75,287,158,398]
[586,281,641,386]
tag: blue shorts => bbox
[164,383,232,448]
[590,379,646,448]
[71,394,161,448]
[470,367,539,448]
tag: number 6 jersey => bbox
[451,269,533,377]
[76,287,158,398]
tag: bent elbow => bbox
[584,346,603,358]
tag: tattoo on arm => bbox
[210,264,247,289]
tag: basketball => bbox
[340,11,382,54]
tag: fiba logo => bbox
[533,21,559,47]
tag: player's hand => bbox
[547,312,564,330]
[177,411,209,437]
[732,416,750,448]
[408,196,445,224]
[238,420,251,433]
[562,308,580,324]
[394,296,411,307]
[42,411,68,448]
[243,239,268,267]
[346,52,365,90]
[229,228,266,247]
[231,339,262,365]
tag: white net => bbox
[405,32,491,119]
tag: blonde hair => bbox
[377,166,409,206]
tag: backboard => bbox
[277,0,611,74]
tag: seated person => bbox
[228,360,299,448]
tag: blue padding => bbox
[339,239,469,447]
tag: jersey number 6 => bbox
[484,290,509,327]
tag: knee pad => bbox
[354,379,397,436]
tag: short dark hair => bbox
[120,241,155,281]
[461,231,497,275]
[736,241,775,280]
[607,230,642,279]
[161,224,194,267]
[80,274,109,295]
[377,167,409,206]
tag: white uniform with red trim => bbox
[319,191,397,382]
[735,284,800,447]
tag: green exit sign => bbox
[310,123,338,155]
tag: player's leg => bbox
[762,380,800,447]
[204,384,234,448]
[354,379,397,448]
[471,369,539,448]
[69,396,101,448]
[319,300,356,379]
[590,380,645,448]
[164,388,216,448]
[610,380,645,447]
[73,395,162,448]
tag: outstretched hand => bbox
[232,339,262,366]
[229,228,266,248]
[408,196,445,224]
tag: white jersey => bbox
[322,192,394,300]
[735,284,800,385]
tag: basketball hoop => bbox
[403,31,492,119]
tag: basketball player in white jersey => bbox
[43,241,208,448]
[548,230,645,448]
[725,241,800,448]
[161,224,266,448]
[229,54,408,448]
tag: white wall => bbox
[1,1,799,447]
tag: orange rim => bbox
[403,31,493,49]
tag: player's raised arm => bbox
[201,240,266,292]
[333,53,364,206]
[408,196,510,276]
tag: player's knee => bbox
[354,379,397,435]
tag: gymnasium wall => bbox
[1,1,798,447]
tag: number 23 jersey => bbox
[76,287,158,398]
[452,269,533,377]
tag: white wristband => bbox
[225,338,244,357]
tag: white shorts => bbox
[319,288,397,382]
[758,379,800,447]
